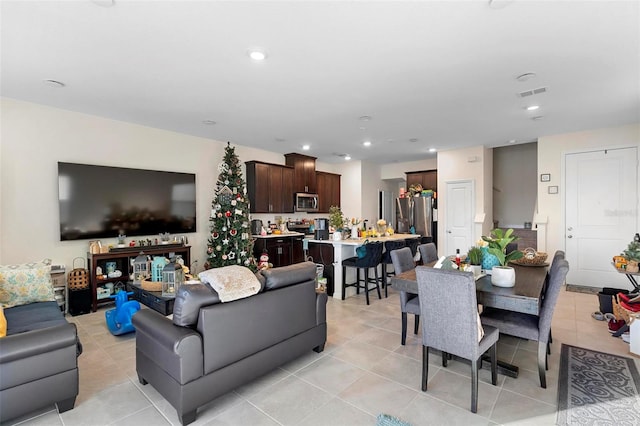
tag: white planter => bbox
[491,266,515,287]
[469,265,482,279]
[332,231,342,241]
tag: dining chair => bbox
[342,241,384,305]
[418,242,438,265]
[416,266,499,413]
[480,258,569,388]
[390,247,419,345]
[545,250,565,348]
[405,238,419,260]
[381,240,406,297]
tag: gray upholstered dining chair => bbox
[390,247,419,345]
[416,266,499,413]
[418,242,438,265]
[480,258,569,388]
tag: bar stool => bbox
[342,241,383,305]
[405,238,419,262]
[381,240,406,297]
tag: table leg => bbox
[625,274,640,291]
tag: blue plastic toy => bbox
[105,291,141,335]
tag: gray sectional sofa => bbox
[132,261,327,425]
[0,301,81,423]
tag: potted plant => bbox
[329,206,345,241]
[482,228,524,287]
[467,246,483,277]
[622,235,640,273]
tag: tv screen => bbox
[58,162,196,241]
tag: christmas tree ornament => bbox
[225,211,231,217]
[216,245,222,251]
[222,254,227,260]
[212,232,219,239]
[222,226,227,231]
[223,238,229,245]
[230,229,237,236]
[231,200,237,206]
[228,251,236,259]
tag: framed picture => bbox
[540,173,551,182]
[548,186,558,194]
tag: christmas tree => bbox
[206,142,255,271]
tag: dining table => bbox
[391,263,549,378]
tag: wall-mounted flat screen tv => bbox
[58,162,196,241]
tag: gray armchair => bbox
[390,247,419,345]
[416,267,499,413]
[480,258,569,388]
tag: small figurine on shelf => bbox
[117,234,126,248]
[160,232,171,244]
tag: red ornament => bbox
[225,211,232,217]
[230,229,237,236]
[212,232,219,239]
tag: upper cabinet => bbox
[285,153,317,193]
[316,171,341,212]
[246,161,294,213]
[406,170,437,191]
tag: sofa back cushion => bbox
[172,284,221,327]
[0,260,55,308]
[199,278,317,374]
[4,301,67,335]
[261,261,317,291]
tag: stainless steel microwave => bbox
[295,192,319,212]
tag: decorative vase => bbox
[481,247,500,271]
[332,231,342,241]
[491,266,516,287]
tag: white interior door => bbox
[445,180,474,255]
[565,148,638,288]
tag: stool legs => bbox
[342,265,382,306]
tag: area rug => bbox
[557,344,640,425]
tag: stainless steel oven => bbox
[295,192,319,212]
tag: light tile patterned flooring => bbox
[7,286,638,426]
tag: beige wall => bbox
[0,98,326,269]
[537,123,640,256]
[380,158,437,180]
[437,145,493,253]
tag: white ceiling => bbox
[2,1,639,164]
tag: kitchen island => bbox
[308,233,420,299]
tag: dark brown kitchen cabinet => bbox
[253,235,305,268]
[316,171,341,212]
[406,170,437,191]
[291,235,305,264]
[285,153,317,193]
[246,161,294,213]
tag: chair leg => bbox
[401,312,408,345]
[442,351,448,367]
[549,329,553,344]
[356,268,361,294]
[341,266,347,300]
[471,358,479,413]
[538,342,547,388]
[364,268,370,305]
[422,345,429,391]
[414,315,420,334]
[490,342,497,386]
[374,267,381,300]
[382,263,387,297]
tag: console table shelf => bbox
[87,245,191,312]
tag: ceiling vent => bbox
[517,87,548,98]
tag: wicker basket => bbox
[141,278,162,292]
[68,257,89,290]
[613,297,632,324]
[511,248,548,266]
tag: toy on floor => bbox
[105,291,141,335]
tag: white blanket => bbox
[198,265,261,302]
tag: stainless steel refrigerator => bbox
[396,196,433,238]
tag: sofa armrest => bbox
[0,323,78,364]
[133,309,204,384]
[316,291,327,325]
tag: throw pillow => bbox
[0,259,55,308]
[0,307,6,337]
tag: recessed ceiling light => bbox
[302,144,310,151]
[428,148,437,153]
[358,116,372,122]
[526,105,540,111]
[363,141,372,147]
[344,155,352,161]
[202,120,216,125]
[508,139,517,144]
[247,49,267,61]
[43,79,65,88]
[516,72,537,82]
[532,116,544,121]
[409,138,418,143]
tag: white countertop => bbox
[252,232,306,239]
[308,233,420,245]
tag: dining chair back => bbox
[416,266,499,413]
[341,241,384,305]
[391,247,419,345]
[418,243,438,264]
[480,258,569,388]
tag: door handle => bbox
[567,227,573,231]
[567,235,573,239]
[447,230,452,234]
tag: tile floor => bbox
[7,285,637,426]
